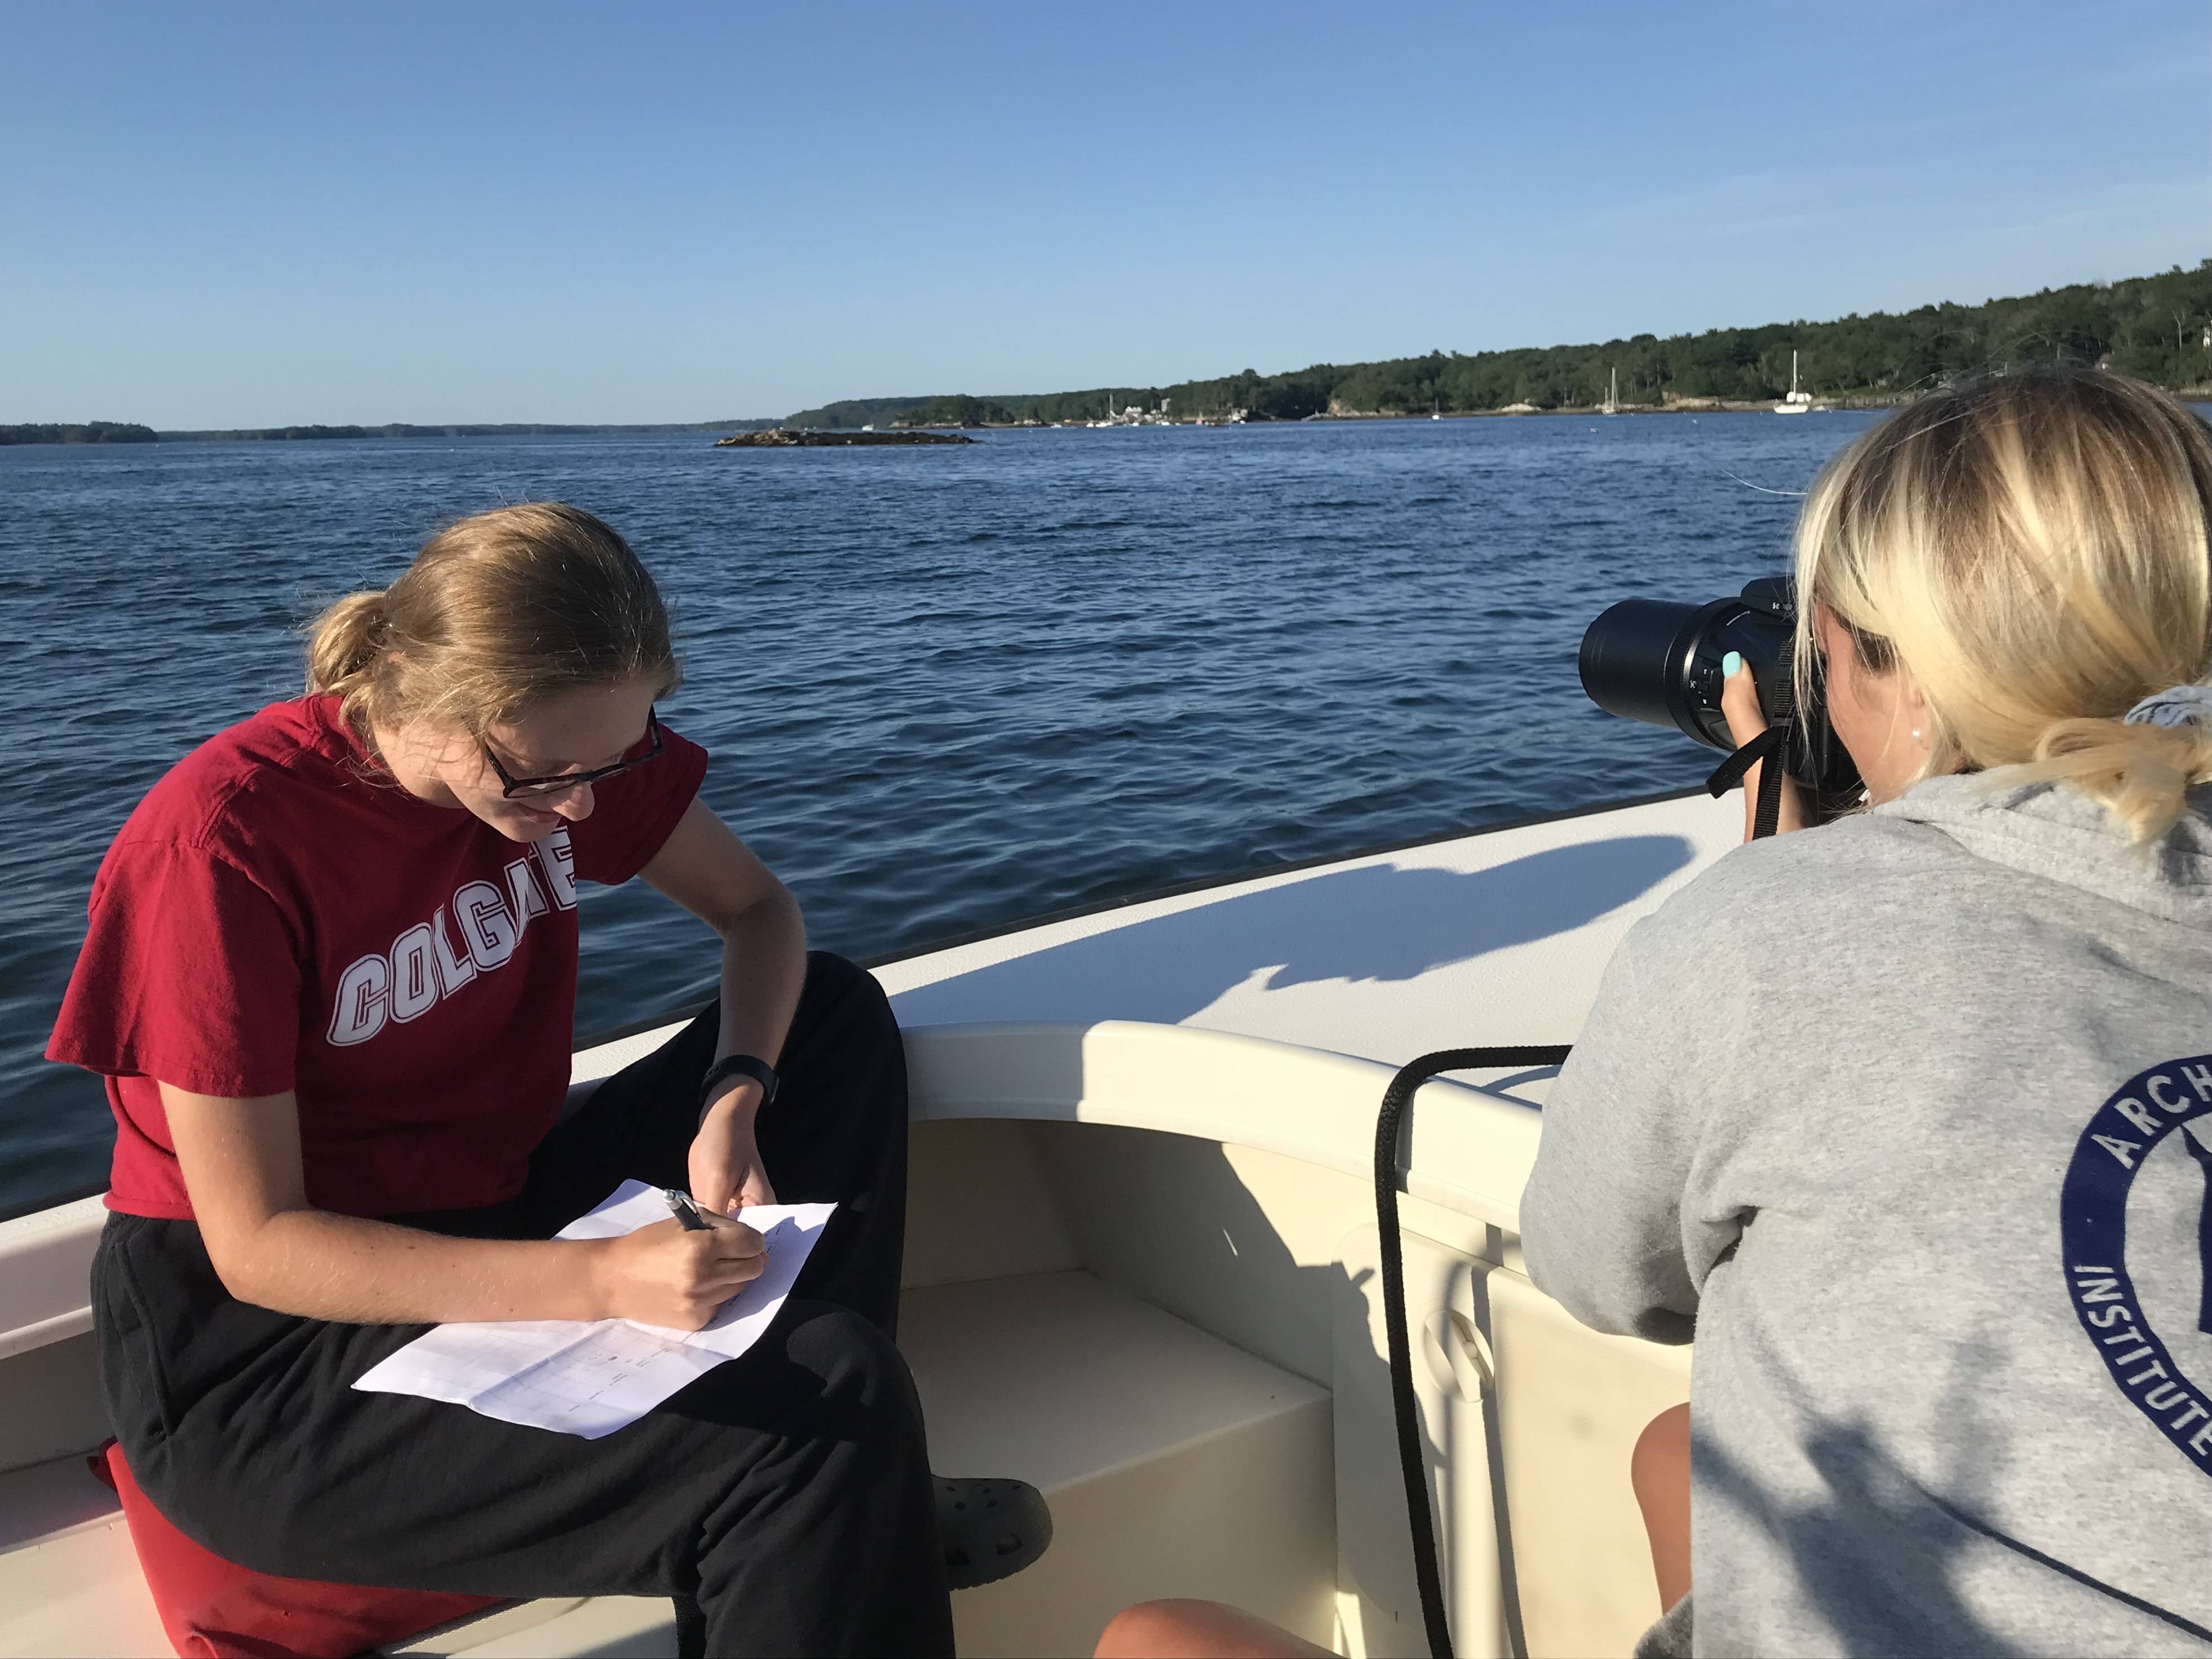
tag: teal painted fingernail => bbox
[1721,651,1742,677]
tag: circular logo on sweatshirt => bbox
[2060,1054,2212,1480]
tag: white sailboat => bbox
[0,789,1741,1658]
[1600,366,1620,416]
[1775,351,1813,414]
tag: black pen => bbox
[663,1188,709,1231]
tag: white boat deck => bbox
[0,788,1736,1658]
[880,788,1733,1055]
[578,788,1738,1083]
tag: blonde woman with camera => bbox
[1097,369,2212,1659]
[1523,367,2212,1656]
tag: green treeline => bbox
[893,395,1027,428]
[0,420,780,445]
[157,420,776,441]
[15,264,2209,441]
[789,395,1034,430]
[0,422,157,445]
[789,261,2212,426]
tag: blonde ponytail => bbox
[302,504,678,753]
[2021,716,2212,844]
[306,590,392,704]
[1791,365,2212,846]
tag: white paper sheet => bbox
[353,1180,834,1439]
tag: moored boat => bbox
[1775,351,1813,415]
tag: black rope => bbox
[1375,1044,1570,1659]
[1382,707,1781,1651]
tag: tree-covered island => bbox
[787,260,2212,427]
[0,422,157,445]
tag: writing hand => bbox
[690,1085,777,1216]
[591,1214,766,1330]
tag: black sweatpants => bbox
[93,952,955,1658]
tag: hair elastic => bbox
[2123,685,2212,728]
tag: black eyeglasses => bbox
[483,710,665,799]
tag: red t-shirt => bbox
[47,696,709,1222]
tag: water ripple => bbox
[0,415,1878,1210]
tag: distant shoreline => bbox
[1,406,1878,445]
[156,419,782,443]
[900,396,1905,430]
[8,381,2207,449]
[0,419,784,446]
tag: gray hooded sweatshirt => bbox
[1520,775,2212,1657]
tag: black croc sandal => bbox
[937,1476,1052,1590]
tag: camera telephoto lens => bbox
[1578,577,1862,811]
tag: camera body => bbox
[1579,576,1862,813]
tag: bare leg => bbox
[1631,1403,1692,1612]
[1095,1600,1334,1658]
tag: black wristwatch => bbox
[699,1054,778,1123]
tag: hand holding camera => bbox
[1579,576,1860,839]
[1718,652,1806,839]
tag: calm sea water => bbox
[0,413,1878,1214]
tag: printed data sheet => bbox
[353,1180,833,1438]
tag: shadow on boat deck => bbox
[892,834,1696,1027]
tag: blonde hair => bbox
[1792,366,2212,843]
[306,503,678,747]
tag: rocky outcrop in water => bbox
[715,428,975,447]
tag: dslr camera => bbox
[1578,577,1861,824]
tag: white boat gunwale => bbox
[1,785,1724,1659]
[562,782,1709,1057]
[0,784,1702,1235]
[2,781,1733,1365]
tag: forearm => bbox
[688,892,808,1213]
[713,886,807,1076]
[1519,1158,1698,1344]
[639,806,810,1213]
[215,1208,610,1325]
[1518,944,1704,1343]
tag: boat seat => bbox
[0,1271,1331,1659]
[903,1271,1334,1657]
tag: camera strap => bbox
[1702,722,1791,840]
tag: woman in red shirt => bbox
[48,503,980,1655]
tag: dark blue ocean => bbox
[0,414,1878,1214]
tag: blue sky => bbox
[4,2,2206,427]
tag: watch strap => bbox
[699,1054,778,1122]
